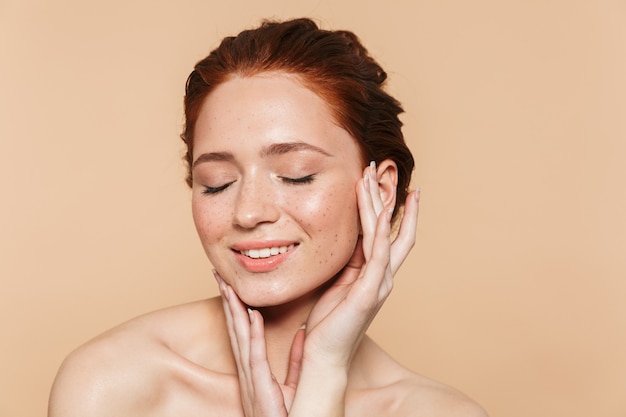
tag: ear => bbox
[364,159,398,210]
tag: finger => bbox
[284,325,306,388]
[228,289,270,408]
[389,189,420,275]
[352,205,393,306]
[368,161,385,216]
[215,273,254,388]
[248,310,289,412]
[357,170,378,258]
[248,310,272,388]
[226,286,252,371]
[248,309,272,384]
[369,206,394,300]
[359,161,389,258]
[214,271,242,369]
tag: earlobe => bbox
[375,159,398,209]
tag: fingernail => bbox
[363,170,370,190]
[369,160,376,177]
[387,207,394,222]
[248,308,255,323]
[299,323,307,330]
[414,188,421,202]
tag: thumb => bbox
[284,325,306,389]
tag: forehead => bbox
[197,72,331,126]
[193,72,361,159]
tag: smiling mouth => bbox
[238,244,297,259]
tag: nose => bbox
[232,176,280,229]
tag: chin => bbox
[237,290,297,309]
[234,279,328,311]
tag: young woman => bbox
[49,18,486,417]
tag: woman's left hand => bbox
[300,163,420,370]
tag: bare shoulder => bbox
[350,338,488,417]
[393,373,488,417]
[48,320,160,416]
[48,298,227,417]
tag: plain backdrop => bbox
[1,1,625,416]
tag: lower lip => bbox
[233,246,297,273]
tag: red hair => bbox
[181,18,414,218]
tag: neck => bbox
[254,287,323,383]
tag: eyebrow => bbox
[192,151,233,169]
[192,141,332,169]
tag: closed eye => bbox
[202,181,235,195]
[280,174,315,185]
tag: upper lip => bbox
[230,240,299,252]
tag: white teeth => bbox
[241,244,294,259]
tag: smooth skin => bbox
[48,73,487,417]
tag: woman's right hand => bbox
[215,272,306,417]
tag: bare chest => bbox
[152,382,400,417]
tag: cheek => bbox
[287,180,360,244]
[192,196,230,243]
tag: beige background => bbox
[1,1,625,416]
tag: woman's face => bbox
[191,73,364,307]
